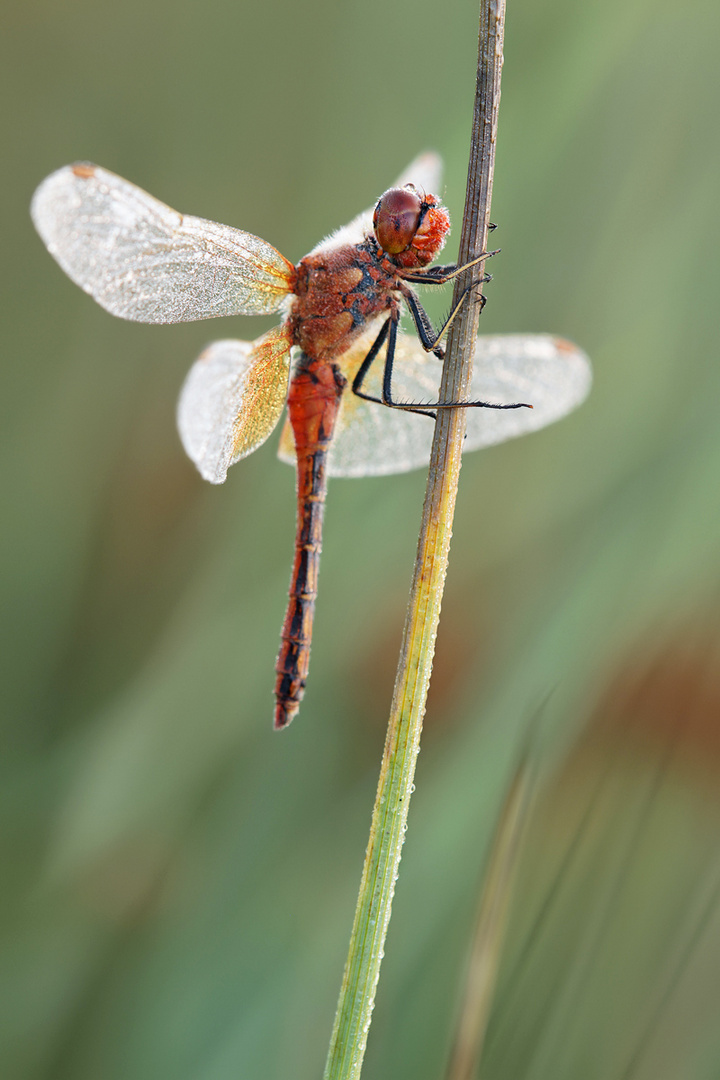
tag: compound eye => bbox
[373,187,423,254]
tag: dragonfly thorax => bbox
[290,242,399,363]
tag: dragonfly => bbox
[31,153,591,729]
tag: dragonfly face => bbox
[31,153,592,728]
[373,185,450,265]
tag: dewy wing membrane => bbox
[31,164,294,323]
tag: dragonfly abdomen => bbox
[274,357,346,729]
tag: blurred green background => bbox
[3,0,720,1077]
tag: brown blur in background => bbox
[3,0,720,1077]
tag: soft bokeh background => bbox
[3,0,720,1077]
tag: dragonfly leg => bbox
[400,285,445,359]
[379,307,532,412]
[352,308,437,418]
[350,316,390,395]
[352,304,532,415]
[399,248,499,286]
[399,280,490,359]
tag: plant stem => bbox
[322,5,507,1079]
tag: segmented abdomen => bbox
[274,356,345,729]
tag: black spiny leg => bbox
[351,302,532,415]
[396,249,497,359]
[399,277,491,359]
[352,307,437,418]
[399,247,499,286]
[350,316,390,399]
[352,241,531,414]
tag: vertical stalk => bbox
[323,4,507,1079]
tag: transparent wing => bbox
[308,151,444,256]
[31,164,294,323]
[277,329,592,478]
[179,324,292,484]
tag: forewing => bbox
[179,324,292,484]
[31,164,294,323]
[277,330,591,477]
[308,151,444,255]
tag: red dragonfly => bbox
[31,154,591,728]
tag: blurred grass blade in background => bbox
[445,750,536,1080]
[481,625,720,1080]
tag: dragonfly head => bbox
[373,185,450,268]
